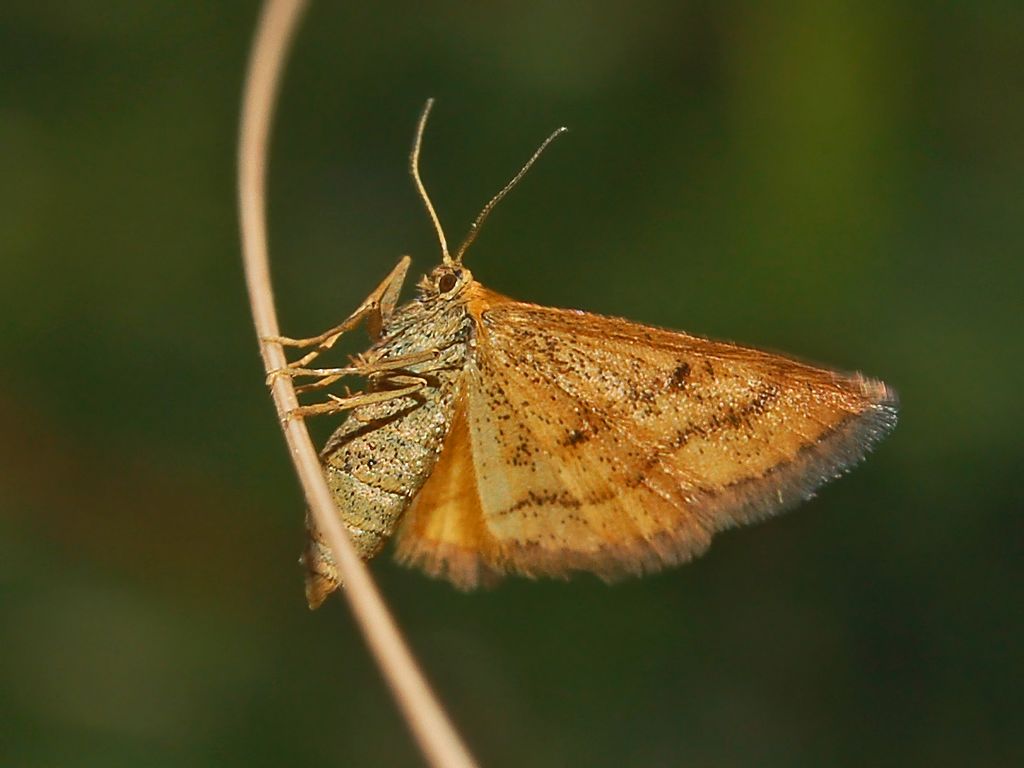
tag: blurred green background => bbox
[2,2,1022,766]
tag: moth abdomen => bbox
[305,368,463,607]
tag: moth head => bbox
[418,264,473,299]
[409,98,567,269]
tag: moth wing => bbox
[395,295,897,588]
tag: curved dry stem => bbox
[237,2,478,767]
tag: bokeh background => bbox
[2,2,1022,766]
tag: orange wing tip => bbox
[704,373,898,531]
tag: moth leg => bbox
[287,376,427,420]
[267,364,361,386]
[296,358,452,397]
[351,349,440,375]
[263,256,411,368]
[269,348,440,389]
[294,373,344,395]
[352,345,470,378]
[290,365,386,394]
[294,350,450,395]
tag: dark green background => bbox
[2,3,1021,766]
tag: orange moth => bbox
[270,101,898,608]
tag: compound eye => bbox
[438,271,458,293]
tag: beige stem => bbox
[237,2,478,767]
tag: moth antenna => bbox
[410,98,452,265]
[454,126,568,264]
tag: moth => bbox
[272,100,898,609]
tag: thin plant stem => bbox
[237,2,478,767]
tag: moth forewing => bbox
[392,294,897,589]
